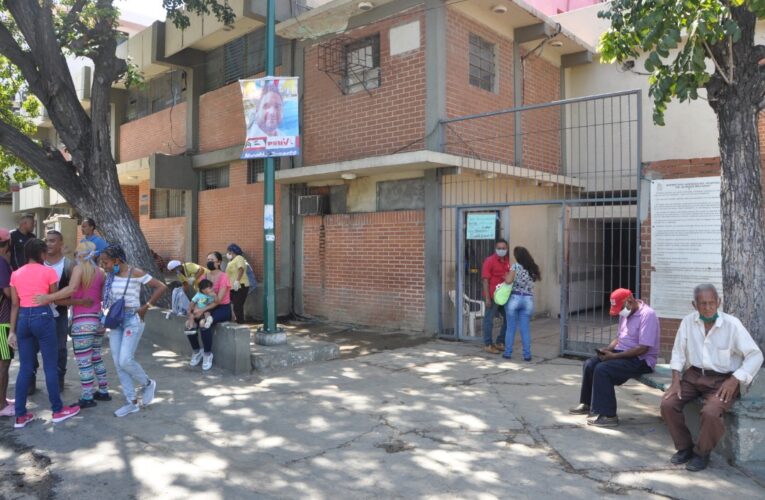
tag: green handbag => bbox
[493,282,513,306]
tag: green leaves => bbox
[163,0,236,30]
[599,0,757,124]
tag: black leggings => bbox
[230,287,249,324]
[186,304,232,353]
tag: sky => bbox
[114,0,168,23]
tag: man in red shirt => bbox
[481,239,510,354]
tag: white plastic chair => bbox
[449,290,485,338]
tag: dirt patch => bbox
[279,320,433,359]
[0,429,56,499]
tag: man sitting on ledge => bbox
[569,288,660,427]
[661,284,763,472]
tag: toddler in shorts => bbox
[184,279,216,334]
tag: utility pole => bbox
[259,0,283,342]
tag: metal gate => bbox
[439,90,641,356]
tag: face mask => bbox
[207,261,217,271]
[618,306,631,318]
[495,249,508,258]
[699,313,719,323]
[227,253,234,261]
[113,264,120,275]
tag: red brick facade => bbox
[121,185,140,221]
[199,82,247,154]
[138,181,188,262]
[196,161,282,280]
[119,104,187,163]
[302,9,426,165]
[302,210,425,330]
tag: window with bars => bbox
[150,189,187,219]
[345,35,381,94]
[126,70,186,122]
[204,29,284,93]
[469,33,496,92]
[247,159,266,184]
[200,166,230,191]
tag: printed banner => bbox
[240,77,300,159]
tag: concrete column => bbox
[424,0,446,336]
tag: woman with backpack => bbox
[99,244,167,417]
[225,243,253,324]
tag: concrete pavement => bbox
[1,320,764,499]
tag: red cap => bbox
[0,228,9,242]
[609,288,633,316]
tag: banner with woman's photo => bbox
[240,77,300,159]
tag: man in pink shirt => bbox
[569,288,660,427]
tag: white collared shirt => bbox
[670,311,764,385]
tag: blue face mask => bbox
[113,264,120,275]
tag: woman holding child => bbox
[185,252,231,371]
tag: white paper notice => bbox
[264,205,274,230]
[650,177,723,319]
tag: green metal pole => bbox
[263,0,278,333]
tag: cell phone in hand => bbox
[595,348,606,355]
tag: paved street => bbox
[1,321,764,499]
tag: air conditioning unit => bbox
[297,195,328,216]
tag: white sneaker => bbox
[190,350,203,367]
[202,352,213,371]
[114,403,140,418]
[203,316,214,329]
[142,379,157,406]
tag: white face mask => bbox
[227,253,234,261]
[618,306,632,318]
[495,249,508,258]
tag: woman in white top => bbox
[100,245,167,418]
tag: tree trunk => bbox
[715,100,765,350]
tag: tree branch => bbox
[64,0,89,27]
[0,22,44,97]
[704,39,732,86]
[0,116,85,203]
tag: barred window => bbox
[345,35,380,94]
[469,33,496,92]
[150,189,186,219]
[247,159,264,184]
[200,166,230,191]
[126,70,186,122]
[205,28,284,93]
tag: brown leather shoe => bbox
[495,342,505,351]
[483,344,501,354]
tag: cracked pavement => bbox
[1,323,764,499]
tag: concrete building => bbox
[23,0,763,358]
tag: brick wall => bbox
[119,104,187,163]
[442,9,560,173]
[520,53,561,173]
[121,185,140,221]
[199,82,247,154]
[302,210,425,330]
[196,161,282,280]
[138,180,187,262]
[302,9,426,166]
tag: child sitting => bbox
[184,279,216,335]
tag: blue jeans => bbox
[109,314,150,403]
[187,304,232,353]
[503,294,534,359]
[579,353,652,416]
[15,306,63,416]
[482,301,507,346]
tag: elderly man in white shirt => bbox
[660,284,763,472]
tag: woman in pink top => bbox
[186,251,231,371]
[38,242,109,407]
[7,239,80,428]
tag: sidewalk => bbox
[1,320,763,499]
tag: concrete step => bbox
[251,337,340,374]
